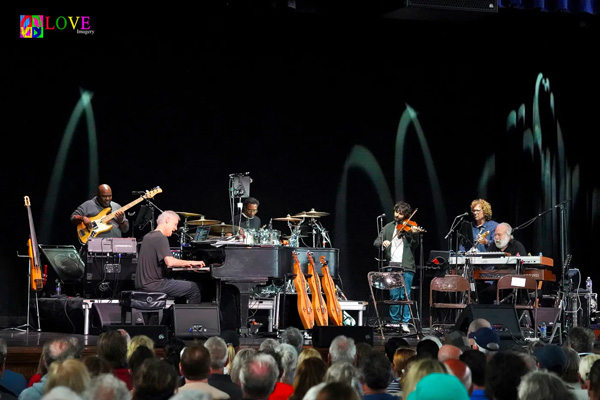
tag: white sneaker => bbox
[401,324,410,333]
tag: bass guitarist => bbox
[70,184,129,246]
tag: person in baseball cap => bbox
[468,327,500,354]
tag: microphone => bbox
[457,212,469,218]
[229,172,250,177]
[377,213,386,219]
[132,191,146,196]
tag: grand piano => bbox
[181,242,339,333]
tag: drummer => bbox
[232,197,261,231]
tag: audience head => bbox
[393,347,417,380]
[97,330,128,369]
[204,336,229,370]
[355,342,373,368]
[517,369,576,400]
[180,344,211,381]
[416,336,442,360]
[316,381,361,400]
[83,372,131,400]
[459,349,487,389]
[128,345,156,378]
[240,353,280,400]
[276,343,298,385]
[580,354,600,389]
[467,318,492,347]
[281,327,304,356]
[384,337,410,363]
[291,357,328,400]
[42,337,79,370]
[438,344,463,362]
[219,330,240,349]
[468,327,500,354]
[42,386,83,400]
[258,338,280,353]
[444,330,471,352]
[561,346,581,383]
[485,350,531,400]
[360,350,394,392]
[67,336,85,359]
[164,337,186,371]
[298,347,323,366]
[82,355,112,378]
[43,358,91,395]
[589,359,600,400]
[169,390,210,400]
[402,358,448,396]
[126,335,155,361]
[406,373,469,400]
[444,359,472,394]
[230,348,257,385]
[568,326,595,354]
[533,344,567,375]
[133,358,180,400]
[328,335,356,365]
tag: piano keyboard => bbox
[449,255,553,268]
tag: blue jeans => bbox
[389,271,414,323]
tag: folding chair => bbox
[429,275,471,329]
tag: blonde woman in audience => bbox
[401,357,448,397]
[578,353,600,389]
[126,335,155,361]
[43,358,91,396]
[387,347,417,396]
[297,348,323,366]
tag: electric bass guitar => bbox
[307,251,328,326]
[76,186,162,244]
[24,196,43,291]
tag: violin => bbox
[395,208,426,233]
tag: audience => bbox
[402,358,447,397]
[178,344,230,399]
[82,355,112,378]
[328,336,356,365]
[533,344,566,375]
[259,339,280,354]
[567,327,595,357]
[438,344,463,362]
[387,347,416,396]
[355,342,374,368]
[361,350,395,400]
[239,353,280,400]
[407,373,469,400]
[132,358,179,400]
[444,359,472,395]
[275,344,298,386]
[415,336,442,360]
[588,359,600,400]
[229,348,257,386]
[127,346,156,386]
[468,328,500,356]
[578,354,600,390]
[126,335,155,362]
[316,382,361,400]
[96,330,133,391]
[297,348,323,367]
[459,350,487,400]
[280,328,304,356]
[517,369,576,400]
[1,338,19,400]
[82,372,131,400]
[289,357,327,400]
[560,346,587,400]
[204,336,243,400]
[485,350,530,400]
[42,358,90,396]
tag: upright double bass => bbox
[24,196,43,291]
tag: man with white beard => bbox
[487,223,527,255]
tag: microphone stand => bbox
[376,215,386,271]
[444,214,467,253]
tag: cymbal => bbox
[305,208,330,217]
[187,218,221,226]
[273,215,302,222]
[176,211,205,218]
[209,224,240,234]
[293,212,320,219]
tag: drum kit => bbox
[174,208,332,248]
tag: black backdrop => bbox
[3,4,600,325]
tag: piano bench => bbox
[119,290,168,326]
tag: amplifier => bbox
[88,238,138,254]
[84,256,137,299]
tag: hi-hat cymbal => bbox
[176,211,205,218]
[187,218,221,226]
[305,208,330,217]
[209,224,240,234]
[293,212,320,219]
[273,215,302,222]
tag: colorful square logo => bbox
[20,15,44,38]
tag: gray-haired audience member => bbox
[204,336,243,400]
[258,338,280,353]
[303,361,364,400]
[280,327,304,356]
[275,343,298,386]
[517,370,576,400]
[83,373,131,400]
[230,348,257,385]
[40,386,82,400]
[328,336,356,365]
[239,353,280,400]
[19,337,78,400]
[568,326,595,356]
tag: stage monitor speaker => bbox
[105,324,169,347]
[39,244,85,283]
[163,303,220,339]
[84,255,137,299]
[90,303,144,335]
[312,326,374,348]
[455,304,523,341]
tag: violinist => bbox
[373,201,421,333]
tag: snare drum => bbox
[243,229,258,245]
[260,229,281,246]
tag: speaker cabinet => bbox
[455,304,523,341]
[89,303,144,335]
[311,326,374,347]
[162,303,220,339]
[84,256,137,299]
